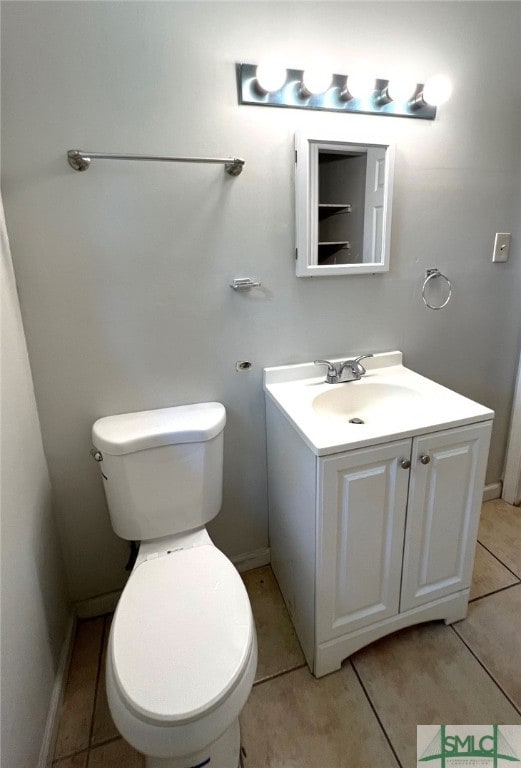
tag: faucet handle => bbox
[353,353,374,375]
[314,359,338,383]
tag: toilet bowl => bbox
[91,403,257,767]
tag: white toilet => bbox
[91,402,257,768]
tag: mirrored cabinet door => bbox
[295,131,395,276]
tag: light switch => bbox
[492,233,511,262]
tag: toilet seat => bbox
[110,544,253,726]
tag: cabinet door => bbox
[316,440,411,642]
[362,147,387,264]
[400,422,492,612]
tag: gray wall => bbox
[0,202,70,767]
[2,1,520,602]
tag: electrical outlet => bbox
[492,233,511,262]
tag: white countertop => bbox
[264,351,494,456]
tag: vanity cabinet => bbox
[266,399,492,677]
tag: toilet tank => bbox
[92,403,226,541]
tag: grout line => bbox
[86,735,123,765]
[477,540,521,580]
[52,747,89,766]
[469,580,521,604]
[87,616,108,749]
[88,734,122,751]
[350,659,404,768]
[253,662,308,687]
[450,625,521,716]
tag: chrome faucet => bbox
[314,354,374,384]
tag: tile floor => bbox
[52,499,521,767]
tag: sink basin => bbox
[312,382,424,422]
[263,351,495,456]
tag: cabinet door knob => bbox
[420,454,431,465]
[400,458,411,469]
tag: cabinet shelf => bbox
[318,241,351,266]
[318,204,351,210]
[318,241,350,246]
[318,204,351,222]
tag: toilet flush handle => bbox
[90,448,103,462]
[90,448,107,479]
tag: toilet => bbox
[91,402,257,768]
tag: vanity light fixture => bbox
[421,74,453,106]
[379,77,419,105]
[408,74,453,109]
[237,62,451,120]
[255,61,287,94]
[301,65,333,97]
[340,69,376,101]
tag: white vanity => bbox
[264,351,494,677]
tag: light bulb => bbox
[422,75,453,106]
[255,61,287,93]
[386,78,418,103]
[301,65,332,96]
[346,71,375,99]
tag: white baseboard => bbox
[74,589,122,618]
[38,614,75,768]
[231,547,271,573]
[483,482,502,502]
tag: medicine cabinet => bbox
[295,131,395,277]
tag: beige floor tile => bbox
[53,751,88,767]
[54,618,104,760]
[352,622,521,768]
[242,566,305,683]
[470,542,520,600]
[478,500,521,577]
[240,664,399,768]
[91,615,119,746]
[454,584,521,708]
[87,738,145,767]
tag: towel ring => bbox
[422,268,452,310]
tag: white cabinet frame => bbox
[295,130,395,277]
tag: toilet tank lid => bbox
[92,402,226,455]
